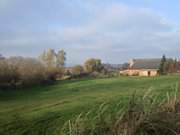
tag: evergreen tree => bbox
[159,55,167,75]
[174,58,178,72]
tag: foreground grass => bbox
[62,89,180,135]
[0,75,180,135]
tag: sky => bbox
[0,0,180,65]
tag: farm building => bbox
[120,59,161,76]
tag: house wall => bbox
[139,70,159,76]
[150,70,158,76]
[120,69,158,76]
[120,69,139,76]
[139,70,148,76]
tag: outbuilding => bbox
[120,59,161,76]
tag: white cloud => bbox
[58,4,174,51]
[0,2,179,63]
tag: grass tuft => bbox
[62,89,180,135]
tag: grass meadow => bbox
[0,75,180,135]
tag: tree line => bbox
[159,55,180,75]
[2,50,178,89]
[0,49,66,89]
[0,49,106,89]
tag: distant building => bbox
[120,59,161,76]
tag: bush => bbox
[84,58,104,73]
[71,65,84,77]
[0,57,61,89]
[0,60,13,84]
[45,67,64,82]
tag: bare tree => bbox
[39,49,57,68]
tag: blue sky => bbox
[0,0,180,64]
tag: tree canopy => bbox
[84,58,104,73]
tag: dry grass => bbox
[61,89,180,135]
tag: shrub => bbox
[0,60,14,84]
[0,57,56,88]
[84,58,104,73]
[45,67,64,82]
[71,65,84,76]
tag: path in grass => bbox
[0,76,180,135]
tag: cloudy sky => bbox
[0,0,180,64]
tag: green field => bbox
[0,75,180,135]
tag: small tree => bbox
[177,59,180,71]
[173,58,178,72]
[84,58,103,73]
[39,49,66,68]
[46,49,57,68]
[39,49,56,68]
[39,51,47,64]
[159,55,168,75]
[56,50,66,68]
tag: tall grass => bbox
[61,88,180,135]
